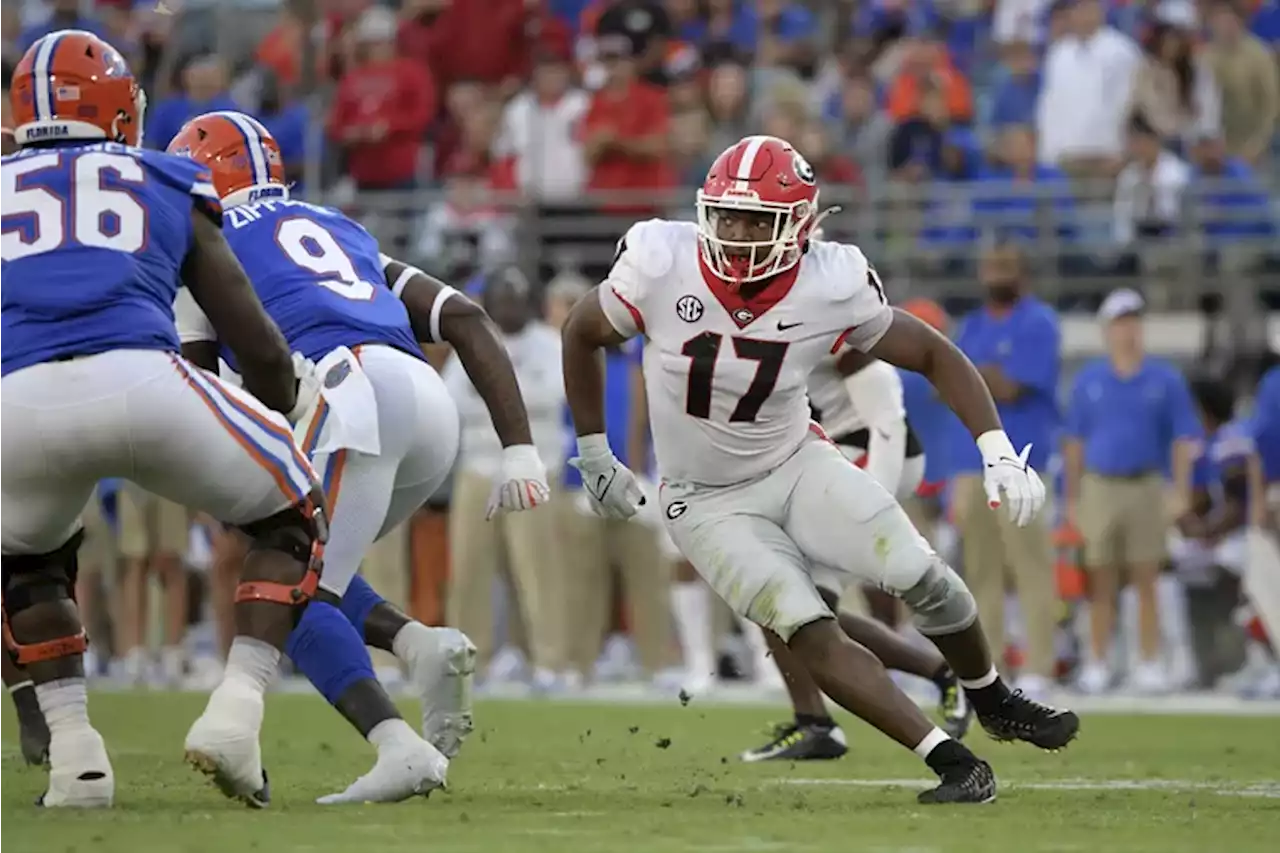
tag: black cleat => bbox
[15,696,51,767]
[918,755,997,804]
[739,721,848,763]
[977,689,1079,750]
[937,674,972,740]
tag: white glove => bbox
[568,433,645,520]
[486,444,551,520]
[287,352,322,424]
[978,430,1046,527]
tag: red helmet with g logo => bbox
[10,30,146,147]
[696,135,826,285]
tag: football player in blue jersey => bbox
[2,32,327,808]
[166,111,552,803]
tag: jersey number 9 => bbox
[2,151,146,262]
[274,217,377,301]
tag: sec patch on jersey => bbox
[675,295,704,323]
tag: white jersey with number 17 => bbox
[597,219,892,486]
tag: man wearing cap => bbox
[1063,289,1200,694]
[950,240,1061,699]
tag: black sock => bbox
[795,712,835,729]
[931,663,956,693]
[964,679,1012,716]
[10,683,42,719]
[923,738,975,772]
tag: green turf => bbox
[4,693,1279,852]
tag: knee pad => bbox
[898,560,978,636]
[2,530,89,665]
[234,491,327,609]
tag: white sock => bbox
[670,582,715,678]
[391,621,434,665]
[222,637,280,695]
[367,717,418,749]
[36,678,90,735]
[958,666,998,691]
[912,726,951,759]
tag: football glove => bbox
[978,430,1046,528]
[568,434,646,520]
[485,445,551,520]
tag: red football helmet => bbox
[167,111,287,207]
[696,135,827,285]
[10,30,146,147]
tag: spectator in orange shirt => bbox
[582,34,673,213]
[886,28,972,125]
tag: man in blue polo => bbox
[1254,362,1280,526]
[1062,289,1200,694]
[950,239,1061,700]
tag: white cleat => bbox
[316,735,448,805]
[183,682,269,808]
[40,727,114,808]
[402,625,476,759]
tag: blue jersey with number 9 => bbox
[219,197,422,370]
[1,142,222,376]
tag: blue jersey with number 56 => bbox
[1,142,222,376]
[219,198,422,370]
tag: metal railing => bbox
[313,178,1280,314]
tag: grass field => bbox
[4,693,1279,852]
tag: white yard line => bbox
[774,777,1280,798]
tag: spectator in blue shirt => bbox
[950,239,1061,697]
[256,71,313,197]
[1062,289,1201,694]
[17,0,104,53]
[971,125,1077,245]
[986,39,1041,129]
[1187,133,1276,249]
[547,275,675,686]
[146,54,240,150]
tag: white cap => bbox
[1155,0,1198,29]
[355,6,398,43]
[1098,288,1145,322]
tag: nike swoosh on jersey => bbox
[776,321,803,331]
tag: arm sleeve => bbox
[173,287,216,343]
[845,362,907,492]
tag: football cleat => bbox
[937,674,973,740]
[918,755,997,805]
[38,727,114,808]
[404,626,476,759]
[183,682,270,808]
[976,689,1079,750]
[739,721,848,763]
[316,733,448,805]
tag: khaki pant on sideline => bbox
[446,468,565,671]
[952,474,1059,678]
[555,495,675,677]
[1078,473,1167,568]
[116,485,191,561]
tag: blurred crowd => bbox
[2,0,1278,699]
[5,0,1279,304]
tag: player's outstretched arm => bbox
[865,308,1001,441]
[182,209,296,415]
[562,286,630,437]
[387,260,534,448]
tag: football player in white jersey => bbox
[562,135,1078,804]
[739,351,970,763]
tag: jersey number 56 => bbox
[2,151,146,261]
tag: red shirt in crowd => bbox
[328,57,436,187]
[582,79,672,207]
[399,0,537,90]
